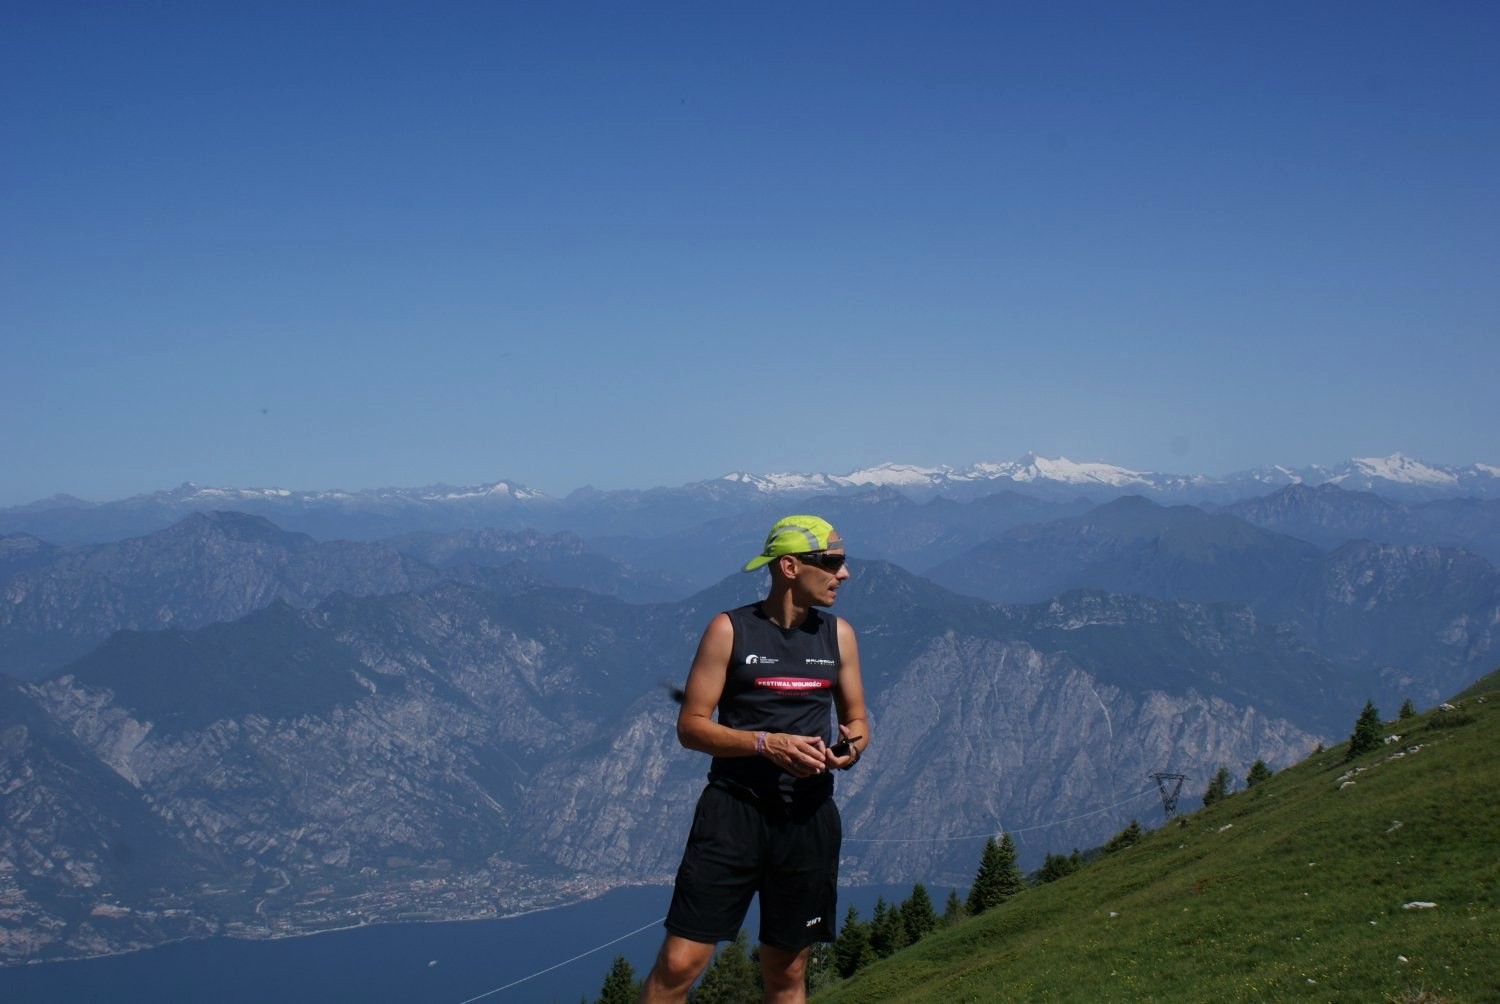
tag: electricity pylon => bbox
[1151,772,1186,820]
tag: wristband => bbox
[755,731,767,756]
[839,745,861,770]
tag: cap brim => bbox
[742,554,773,572]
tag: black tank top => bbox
[708,602,842,805]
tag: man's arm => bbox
[676,613,830,778]
[825,617,869,770]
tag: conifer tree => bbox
[1038,848,1082,883]
[966,837,999,915]
[832,906,874,979]
[900,883,937,945]
[1346,699,1384,761]
[1246,759,1273,787]
[596,954,638,1004]
[941,887,965,926]
[869,897,909,958]
[1103,819,1144,854]
[1399,698,1417,719]
[1202,766,1233,806]
[693,931,759,1004]
[967,833,1023,914]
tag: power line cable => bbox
[842,784,1157,843]
[454,915,666,1004]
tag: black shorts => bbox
[664,781,842,951]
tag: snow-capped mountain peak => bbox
[418,481,548,502]
[998,452,1155,488]
[719,471,841,493]
[836,463,954,487]
[1338,454,1460,487]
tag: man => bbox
[639,515,870,1004]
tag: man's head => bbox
[743,514,849,604]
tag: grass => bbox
[815,674,1500,1003]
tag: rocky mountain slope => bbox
[3,565,1332,965]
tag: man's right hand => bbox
[759,732,829,776]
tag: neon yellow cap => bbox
[742,515,841,572]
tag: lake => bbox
[0,884,922,1003]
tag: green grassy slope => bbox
[817,673,1500,1003]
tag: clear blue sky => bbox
[4,1,1497,505]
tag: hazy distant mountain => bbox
[1222,483,1500,564]
[4,452,1495,545]
[924,496,1326,607]
[927,497,1500,710]
[382,526,691,601]
[0,514,679,680]
[1411,497,1500,565]
[1285,540,1500,707]
[0,512,441,678]
[1222,454,1500,502]
[1218,483,1415,550]
[588,487,1097,592]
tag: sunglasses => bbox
[793,551,847,573]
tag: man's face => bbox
[789,533,849,606]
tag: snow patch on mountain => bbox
[1000,453,1155,488]
[422,482,546,501]
[179,484,295,501]
[720,471,840,493]
[837,463,953,487]
[1338,454,1460,487]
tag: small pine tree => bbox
[1202,766,1233,807]
[1102,819,1144,854]
[693,931,759,1004]
[966,838,999,914]
[900,883,937,945]
[1245,759,1273,788]
[832,906,874,979]
[941,887,965,926]
[596,954,638,1004]
[869,897,909,958]
[1346,699,1384,761]
[967,833,1024,914]
[995,833,1024,898]
[1037,848,1083,883]
[1399,698,1417,719]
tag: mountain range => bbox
[1,454,1497,967]
[4,452,1496,545]
[5,564,1332,965]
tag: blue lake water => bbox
[0,884,922,1003]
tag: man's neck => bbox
[759,588,811,629]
